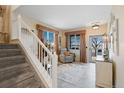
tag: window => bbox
[70,34,80,50]
[43,31,54,45]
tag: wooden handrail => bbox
[0,32,8,34]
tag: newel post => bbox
[17,14,21,40]
[52,52,58,88]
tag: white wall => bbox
[11,5,20,12]
[112,6,124,88]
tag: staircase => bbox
[0,44,43,88]
[9,15,57,88]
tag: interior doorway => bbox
[89,35,104,63]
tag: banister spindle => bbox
[52,52,58,88]
[43,49,45,67]
[38,43,40,61]
[17,15,21,40]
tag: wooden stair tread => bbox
[0,44,18,45]
[0,49,21,53]
[0,72,34,88]
[0,55,24,60]
[0,63,32,83]
[12,77,41,88]
[0,49,22,57]
[0,49,21,51]
[0,59,25,69]
[0,55,25,62]
[27,80,41,88]
[0,63,28,72]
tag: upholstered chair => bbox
[59,48,75,63]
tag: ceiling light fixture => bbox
[92,24,99,30]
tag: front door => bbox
[89,35,104,63]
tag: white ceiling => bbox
[16,5,112,30]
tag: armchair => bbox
[59,48,75,63]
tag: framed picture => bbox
[109,13,119,56]
[113,19,119,56]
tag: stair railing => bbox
[16,15,57,88]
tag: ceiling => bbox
[16,5,112,30]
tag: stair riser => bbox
[0,57,25,63]
[0,51,22,57]
[0,60,25,69]
[0,45,19,49]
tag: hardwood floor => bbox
[57,62,96,88]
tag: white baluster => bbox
[52,52,58,87]
[41,46,43,65]
[49,56,52,77]
[46,54,49,73]
[43,49,45,67]
[38,43,40,61]
[17,15,21,40]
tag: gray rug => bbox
[57,63,96,88]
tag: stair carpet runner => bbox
[0,44,42,88]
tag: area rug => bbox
[57,63,96,88]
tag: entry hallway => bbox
[57,63,96,88]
